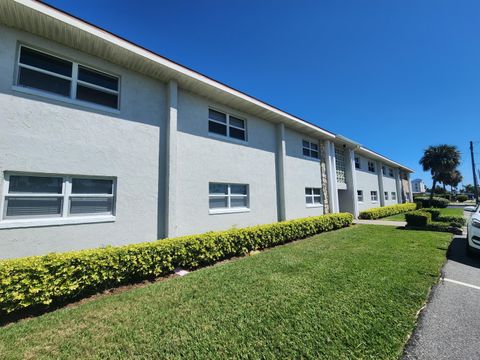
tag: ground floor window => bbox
[357,190,363,202]
[2,173,115,220]
[370,191,378,202]
[391,192,397,200]
[305,187,322,207]
[209,183,249,212]
[384,191,389,200]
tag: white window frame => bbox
[391,192,397,200]
[368,161,376,173]
[357,190,364,202]
[384,191,389,200]
[208,108,247,143]
[305,187,323,208]
[0,172,116,229]
[371,191,378,202]
[302,140,320,160]
[13,44,121,113]
[209,183,250,214]
[355,157,361,169]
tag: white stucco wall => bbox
[174,89,278,235]
[354,155,381,212]
[0,26,166,258]
[284,130,325,219]
[381,167,398,205]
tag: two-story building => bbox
[0,0,412,259]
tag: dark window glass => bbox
[72,179,113,194]
[70,197,113,215]
[229,116,244,129]
[311,150,319,158]
[19,67,71,96]
[9,175,63,194]
[6,197,62,217]
[231,196,247,208]
[78,66,118,91]
[76,84,118,108]
[311,143,318,151]
[208,120,227,136]
[208,109,226,123]
[231,184,247,195]
[229,127,245,140]
[303,148,310,157]
[209,197,228,209]
[20,47,72,77]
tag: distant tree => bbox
[419,145,461,200]
[446,170,463,193]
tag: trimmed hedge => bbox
[422,208,441,220]
[438,215,466,228]
[358,203,417,220]
[405,211,432,226]
[414,197,450,208]
[0,213,353,315]
[407,222,463,235]
[456,194,468,203]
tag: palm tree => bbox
[419,145,461,200]
[446,170,463,193]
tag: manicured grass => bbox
[381,207,464,221]
[0,225,451,359]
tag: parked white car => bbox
[465,205,480,255]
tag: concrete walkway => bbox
[353,219,406,227]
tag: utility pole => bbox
[470,141,479,204]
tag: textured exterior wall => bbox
[319,142,330,213]
[354,155,381,212]
[0,26,166,258]
[381,167,399,205]
[283,129,325,219]
[174,89,278,235]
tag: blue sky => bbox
[46,0,480,187]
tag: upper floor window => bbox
[208,109,246,141]
[303,140,319,159]
[388,168,394,177]
[355,157,361,169]
[305,188,322,207]
[209,183,249,212]
[2,173,115,220]
[382,166,386,175]
[368,161,375,173]
[16,46,119,109]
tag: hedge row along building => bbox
[0,0,413,259]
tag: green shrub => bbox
[406,222,462,235]
[422,208,440,221]
[414,197,450,208]
[415,200,424,209]
[437,215,465,228]
[405,211,432,227]
[0,213,353,315]
[456,194,468,203]
[358,203,417,220]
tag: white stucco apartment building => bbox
[0,0,413,259]
[412,179,426,194]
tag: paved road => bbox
[403,231,480,359]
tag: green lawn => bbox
[0,225,451,359]
[381,207,464,221]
